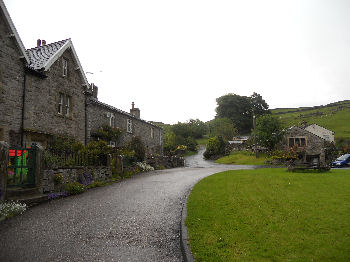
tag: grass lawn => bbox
[216,150,271,165]
[186,168,350,261]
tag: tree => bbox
[215,93,270,134]
[255,115,284,151]
[208,118,237,141]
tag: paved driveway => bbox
[0,150,256,262]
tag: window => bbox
[127,119,133,133]
[62,59,68,77]
[65,95,70,116]
[110,114,115,128]
[58,93,64,114]
[58,93,71,117]
[288,137,306,147]
[151,127,154,138]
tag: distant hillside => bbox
[271,100,350,143]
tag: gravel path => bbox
[0,150,256,262]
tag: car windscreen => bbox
[337,155,350,161]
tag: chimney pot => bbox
[42,40,46,45]
[132,102,135,110]
[37,39,41,47]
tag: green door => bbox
[7,147,36,187]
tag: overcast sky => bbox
[5,0,350,124]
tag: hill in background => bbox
[271,100,350,145]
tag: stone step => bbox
[7,193,48,207]
[6,187,41,198]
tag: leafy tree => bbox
[215,93,270,134]
[208,118,237,140]
[187,119,207,139]
[255,115,284,150]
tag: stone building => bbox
[23,39,88,147]
[279,125,334,165]
[0,0,28,146]
[0,0,163,154]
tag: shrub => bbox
[135,161,155,172]
[127,136,146,162]
[203,136,227,159]
[48,191,68,200]
[0,201,27,220]
[91,124,123,144]
[54,173,63,184]
[65,182,86,195]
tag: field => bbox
[215,150,270,165]
[186,168,350,261]
[271,100,350,142]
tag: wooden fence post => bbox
[0,141,9,201]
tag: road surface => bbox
[0,148,257,261]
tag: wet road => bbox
[0,149,257,262]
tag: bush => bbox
[135,161,155,172]
[203,136,227,159]
[0,201,27,220]
[127,136,146,162]
[65,182,86,195]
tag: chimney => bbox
[91,83,98,99]
[130,102,140,118]
[42,40,46,45]
[37,39,41,47]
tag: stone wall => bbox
[87,100,163,154]
[42,166,112,193]
[23,49,86,146]
[0,10,26,146]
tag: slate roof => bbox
[90,99,162,129]
[26,39,69,70]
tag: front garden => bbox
[186,168,350,261]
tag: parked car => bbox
[332,154,350,167]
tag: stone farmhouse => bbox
[0,1,163,154]
[279,125,334,166]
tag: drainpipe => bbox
[21,72,27,147]
[84,91,88,146]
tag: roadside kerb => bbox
[180,187,195,262]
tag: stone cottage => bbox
[0,0,163,154]
[279,125,334,166]
[0,0,28,146]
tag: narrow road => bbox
[0,149,257,262]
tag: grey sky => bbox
[5,0,350,124]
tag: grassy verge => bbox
[216,150,271,165]
[186,168,350,261]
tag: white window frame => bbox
[110,113,115,128]
[127,119,133,133]
[58,93,64,114]
[62,58,68,77]
[65,95,70,116]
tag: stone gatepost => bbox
[0,141,9,201]
[32,143,44,194]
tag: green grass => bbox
[216,150,271,165]
[186,168,350,261]
[271,100,350,142]
[196,137,209,145]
